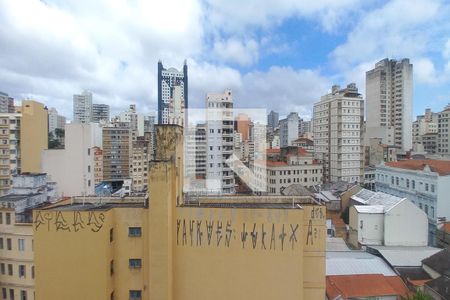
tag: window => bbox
[128,227,142,237]
[425,205,429,215]
[7,238,11,250]
[9,289,14,300]
[391,176,394,184]
[31,266,34,279]
[110,260,114,275]
[0,238,3,249]
[0,263,4,275]
[412,180,416,189]
[6,213,10,225]
[18,239,25,251]
[110,228,114,242]
[431,206,435,218]
[406,179,409,188]
[18,265,25,278]
[0,212,2,224]
[2,288,6,300]
[20,291,26,300]
[110,292,114,300]
[129,290,142,300]
[8,264,12,275]
[419,203,423,210]
[129,259,142,269]
[425,183,429,191]
[431,184,435,193]
[360,220,363,229]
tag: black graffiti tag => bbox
[72,211,85,232]
[289,224,299,250]
[87,212,105,232]
[176,219,181,245]
[261,224,267,250]
[306,219,314,245]
[270,223,276,250]
[216,221,223,247]
[251,223,258,249]
[196,220,203,246]
[206,220,214,245]
[189,220,195,246]
[279,224,286,251]
[55,212,71,232]
[225,221,232,247]
[241,223,248,249]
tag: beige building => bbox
[313,84,364,183]
[33,125,326,300]
[0,113,21,196]
[18,101,48,173]
[93,146,103,186]
[366,137,398,166]
[253,148,323,194]
[42,123,102,197]
[102,123,131,181]
[131,133,151,192]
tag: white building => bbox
[365,58,413,151]
[313,83,364,183]
[349,189,428,248]
[375,160,450,245]
[205,89,234,194]
[48,107,66,135]
[0,91,14,113]
[42,123,102,197]
[119,104,145,136]
[73,91,93,123]
[279,112,299,147]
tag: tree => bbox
[401,290,433,300]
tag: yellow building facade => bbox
[0,208,35,300]
[33,125,326,300]
[16,100,48,174]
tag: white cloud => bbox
[213,38,259,66]
[414,58,442,84]
[444,39,450,59]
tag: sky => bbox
[1,0,450,121]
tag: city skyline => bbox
[1,0,450,120]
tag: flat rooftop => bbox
[44,202,146,211]
[182,195,320,209]
[0,193,41,202]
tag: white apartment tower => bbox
[73,91,93,123]
[279,112,299,147]
[206,89,234,194]
[313,83,364,183]
[366,58,413,151]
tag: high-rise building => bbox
[119,104,144,136]
[102,123,131,181]
[48,107,66,134]
[235,113,250,142]
[92,146,103,186]
[17,100,48,173]
[437,105,450,155]
[0,113,21,196]
[34,125,326,300]
[279,112,299,147]
[365,58,413,151]
[313,84,364,183]
[267,110,279,132]
[131,133,152,192]
[0,91,15,113]
[73,91,93,123]
[92,103,110,123]
[206,89,234,194]
[157,61,188,125]
[299,119,312,137]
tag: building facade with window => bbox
[375,160,450,245]
[33,125,326,300]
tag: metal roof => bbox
[352,189,404,211]
[368,246,442,267]
[326,237,350,252]
[354,205,384,214]
[326,251,396,276]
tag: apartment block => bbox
[93,146,103,186]
[92,103,110,123]
[279,112,299,147]
[0,92,14,113]
[206,89,234,194]
[102,123,131,181]
[267,110,279,132]
[365,58,413,151]
[313,84,364,183]
[73,91,93,123]
[131,133,151,192]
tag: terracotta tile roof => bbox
[266,148,280,154]
[440,222,450,234]
[385,159,450,176]
[326,274,409,299]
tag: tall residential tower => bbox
[313,84,364,183]
[365,58,413,151]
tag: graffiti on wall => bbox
[176,219,300,251]
[34,211,105,233]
